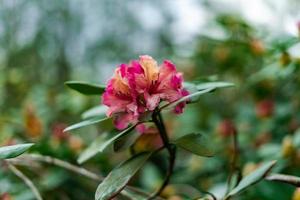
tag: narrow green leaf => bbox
[95,152,151,200]
[196,82,234,90]
[82,105,107,119]
[174,133,214,157]
[77,133,109,164]
[113,131,140,152]
[226,171,241,194]
[97,125,136,153]
[180,88,215,104]
[0,144,34,159]
[227,160,277,198]
[161,88,214,111]
[64,116,110,132]
[183,82,198,94]
[65,81,106,95]
[121,188,150,200]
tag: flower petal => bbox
[139,55,159,85]
[144,93,161,111]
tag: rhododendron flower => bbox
[102,55,189,130]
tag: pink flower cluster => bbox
[102,55,189,130]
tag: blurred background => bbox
[1,0,300,199]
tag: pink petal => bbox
[170,73,183,89]
[113,113,137,130]
[136,124,146,134]
[174,102,185,114]
[144,93,161,111]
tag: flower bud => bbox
[214,46,229,62]
[133,128,162,152]
[255,99,274,118]
[281,136,295,158]
[242,162,258,176]
[280,52,291,66]
[217,119,236,137]
[0,193,12,200]
[24,104,43,139]
[168,195,183,200]
[289,118,299,133]
[68,135,83,153]
[161,185,176,197]
[250,39,265,55]
[52,123,69,141]
[293,188,300,200]
[254,132,272,148]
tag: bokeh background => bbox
[1,0,300,199]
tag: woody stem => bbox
[149,110,176,199]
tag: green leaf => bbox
[95,152,151,200]
[226,171,241,194]
[0,144,34,159]
[174,133,214,157]
[65,81,106,95]
[162,88,214,111]
[121,188,150,200]
[226,160,277,198]
[78,126,136,164]
[183,82,198,94]
[113,131,140,152]
[77,133,109,164]
[196,81,234,90]
[97,125,136,153]
[182,88,215,103]
[81,105,107,119]
[64,116,110,132]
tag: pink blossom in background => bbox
[102,55,189,130]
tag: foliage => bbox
[1,1,300,200]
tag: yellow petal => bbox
[112,68,130,94]
[139,55,159,84]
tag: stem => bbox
[7,154,164,200]
[226,129,241,194]
[7,163,43,200]
[14,154,103,181]
[149,111,176,199]
[266,173,300,187]
[231,129,239,173]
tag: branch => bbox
[266,173,300,187]
[7,163,43,200]
[226,128,241,194]
[21,154,102,181]
[149,111,176,199]
[8,154,163,200]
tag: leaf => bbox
[161,88,214,111]
[77,133,109,164]
[64,116,110,132]
[81,105,108,119]
[97,125,136,153]
[121,188,150,200]
[65,81,106,95]
[226,161,277,198]
[113,131,140,152]
[226,171,241,194]
[174,133,214,157]
[181,88,215,104]
[95,152,151,200]
[183,82,198,94]
[196,82,234,90]
[0,144,34,159]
